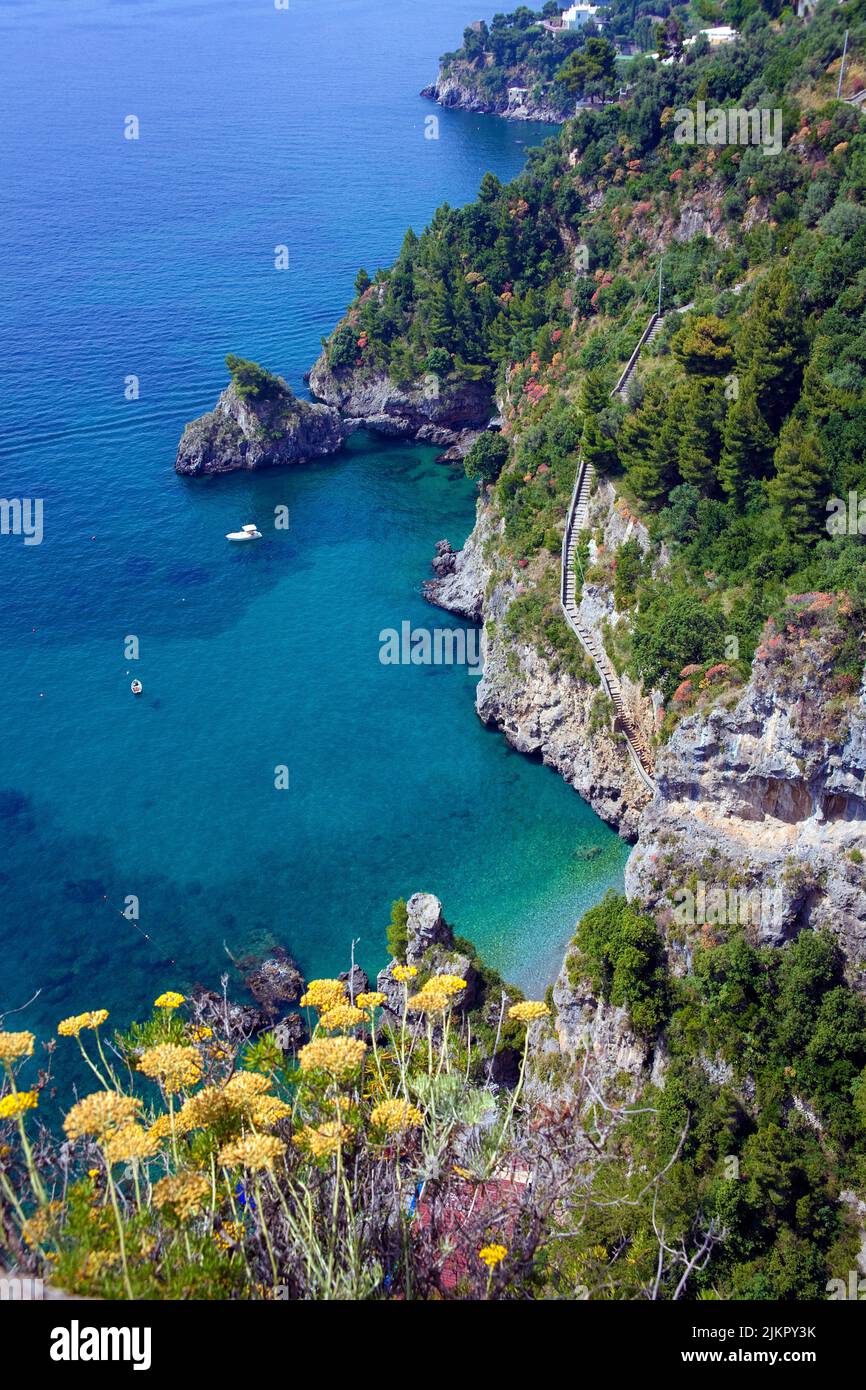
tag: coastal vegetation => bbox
[6,893,866,1300]
[326,0,866,734]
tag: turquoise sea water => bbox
[0,0,628,1035]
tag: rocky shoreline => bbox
[421,65,570,124]
[307,353,494,455]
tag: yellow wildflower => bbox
[298,1036,367,1082]
[479,1243,508,1269]
[356,991,386,1011]
[0,1031,35,1062]
[57,1010,108,1037]
[64,1092,142,1141]
[146,1113,174,1143]
[213,1219,244,1251]
[154,991,185,1010]
[318,1002,366,1031]
[392,965,417,983]
[137,1044,202,1093]
[102,1124,157,1165]
[370,1099,424,1133]
[153,1171,210,1221]
[431,975,467,996]
[224,1071,272,1102]
[0,1090,38,1119]
[21,1201,62,1248]
[299,979,346,1012]
[80,1249,120,1278]
[507,1000,551,1024]
[176,1086,235,1133]
[406,987,449,1015]
[250,1095,292,1129]
[292,1120,354,1159]
[218,1134,286,1170]
[188,1025,213,1042]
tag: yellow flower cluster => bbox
[153,1172,210,1221]
[249,1095,292,1129]
[224,1071,272,1103]
[64,1092,142,1141]
[406,987,449,1016]
[370,1099,424,1133]
[218,1134,286,1170]
[298,1036,367,1081]
[176,1086,234,1133]
[154,991,185,1010]
[507,1001,550,1024]
[57,1010,108,1037]
[356,991,386,1012]
[0,1090,38,1119]
[391,965,417,983]
[80,1249,120,1278]
[300,979,346,1012]
[102,1124,157,1165]
[188,1025,213,1042]
[318,1003,365,1031]
[432,975,467,996]
[478,1243,508,1269]
[292,1120,354,1159]
[21,1201,62,1249]
[213,1219,245,1251]
[137,1044,202,1093]
[147,1114,174,1143]
[0,1031,35,1062]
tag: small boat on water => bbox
[131,679,143,696]
[226,523,262,542]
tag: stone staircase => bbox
[560,457,657,794]
[611,311,665,402]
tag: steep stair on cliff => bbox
[610,311,665,402]
[560,456,657,794]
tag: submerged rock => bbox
[238,947,305,1017]
[176,363,346,476]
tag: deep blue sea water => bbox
[0,0,628,1038]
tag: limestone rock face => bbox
[308,354,493,448]
[176,378,346,476]
[377,892,479,1015]
[426,489,652,839]
[421,69,570,124]
[626,617,866,978]
[423,528,488,622]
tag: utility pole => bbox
[838,30,849,100]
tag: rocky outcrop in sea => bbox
[176,375,346,476]
[308,353,493,451]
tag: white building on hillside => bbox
[560,4,602,30]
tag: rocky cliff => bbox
[425,480,653,839]
[176,376,346,476]
[421,67,570,124]
[308,354,494,452]
[626,595,866,979]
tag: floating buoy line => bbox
[100,893,178,966]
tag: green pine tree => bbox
[718,389,775,501]
[769,419,830,545]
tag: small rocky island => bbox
[176,354,346,476]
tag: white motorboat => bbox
[131,679,143,696]
[226,523,262,542]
